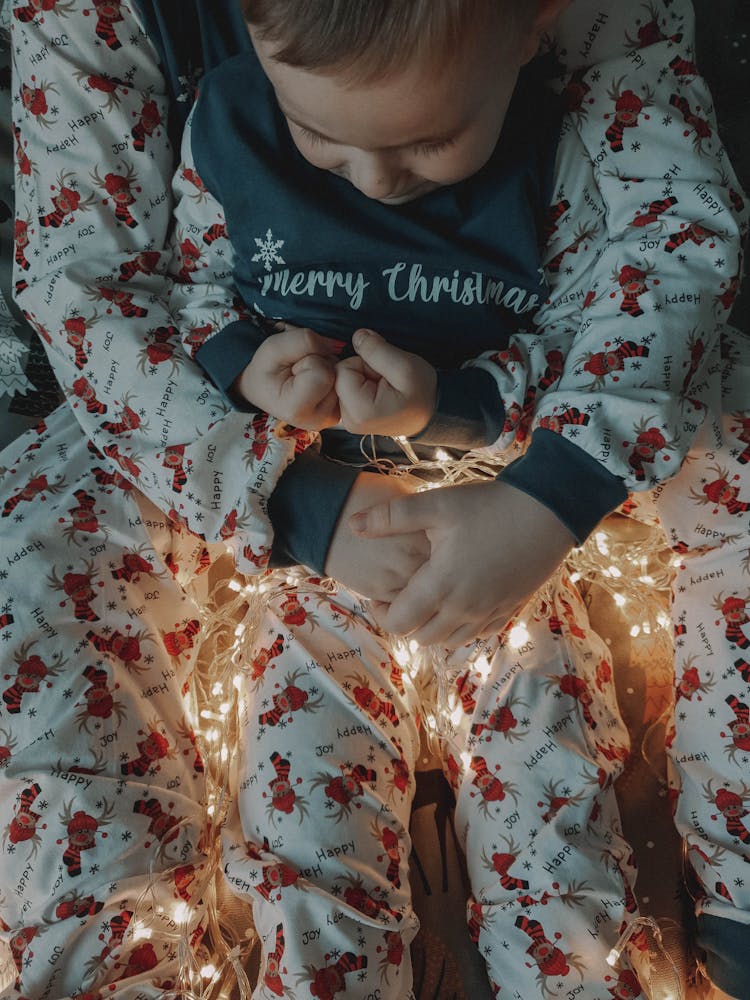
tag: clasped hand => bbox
[234,323,437,438]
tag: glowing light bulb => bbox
[450,704,463,727]
[132,921,152,941]
[508,623,529,649]
[608,565,622,578]
[220,701,231,715]
[211,682,223,696]
[460,750,472,771]
[629,625,641,638]
[474,655,491,680]
[613,593,627,607]
[639,574,655,585]
[595,531,610,555]
[173,902,190,924]
[606,947,619,967]
[227,579,242,592]
[201,964,217,980]
[435,449,451,462]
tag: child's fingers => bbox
[351,329,417,390]
[268,326,345,366]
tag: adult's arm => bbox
[430,0,749,544]
[11,0,306,573]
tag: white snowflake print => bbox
[252,229,285,272]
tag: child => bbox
[3,1,748,998]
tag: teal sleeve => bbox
[267,450,360,574]
[498,429,629,544]
[411,367,506,448]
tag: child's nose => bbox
[349,151,404,200]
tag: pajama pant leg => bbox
[0,404,214,998]
[223,576,421,999]
[651,326,750,999]
[439,572,644,999]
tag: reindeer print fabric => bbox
[1,0,749,997]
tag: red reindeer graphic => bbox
[244,841,301,902]
[258,668,323,727]
[131,96,162,152]
[371,816,402,888]
[470,696,528,743]
[39,169,95,226]
[14,0,75,21]
[3,783,47,858]
[693,466,750,516]
[703,779,750,846]
[722,696,750,764]
[120,719,174,777]
[118,249,161,283]
[91,163,142,228]
[480,836,530,893]
[624,419,679,483]
[666,220,723,254]
[87,0,126,50]
[610,263,659,317]
[539,407,590,434]
[203,221,228,245]
[624,2,682,49]
[59,488,103,543]
[629,196,679,232]
[307,951,369,999]
[52,890,104,922]
[538,778,587,824]
[61,309,100,370]
[248,633,285,685]
[711,592,750,681]
[57,797,115,876]
[101,397,143,438]
[85,626,148,672]
[669,93,713,153]
[604,79,654,152]
[20,77,59,128]
[3,641,63,713]
[89,283,149,318]
[111,548,155,582]
[2,470,65,517]
[162,443,190,493]
[469,756,518,817]
[675,655,715,702]
[132,797,182,850]
[263,924,287,997]
[546,221,599,274]
[48,561,101,622]
[75,664,125,733]
[71,376,106,416]
[514,915,582,988]
[163,618,201,659]
[577,339,650,390]
[263,752,308,824]
[351,675,400,728]
[730,412,750,464]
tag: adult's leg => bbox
[0,405,214,998]
[652,326,750,999]
[439,572,644,998]
[222,573,421,999]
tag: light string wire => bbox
[144,440,682,996]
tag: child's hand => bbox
[335,329,437,437]
[349,479,575,647]
[234,325,342,430]
[324,471,430,604]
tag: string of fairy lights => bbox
[117,442,687,999]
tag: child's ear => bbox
[519,0,572,64]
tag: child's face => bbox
[251,18,538,205]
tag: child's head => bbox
[244,0,567,204]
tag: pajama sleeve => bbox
[465,0,749,543]
[11,0,309,575]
